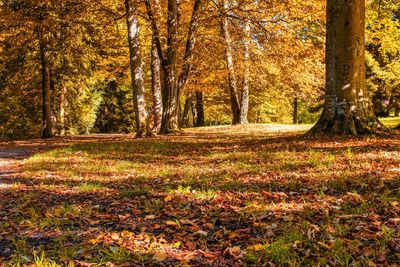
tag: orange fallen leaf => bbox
[166,220,177,227]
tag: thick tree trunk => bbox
[221,0,241,125]
[310,0,383,135]
[125,0,148,138]
[159,0,180,133]
[195,90,205,127]
[40,30,53,138]
[239,22,251,125]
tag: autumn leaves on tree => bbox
[1,0,399,139]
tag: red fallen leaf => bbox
[132,208,142,215]
[185,241,197,250]
[228,232,239,239]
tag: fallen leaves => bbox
[0,128,399,266]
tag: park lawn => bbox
[0,124,399,266]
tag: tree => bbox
[150,0,163,134]
[125,0,149,137]
[145,0,202,133]
[310,0,383,134]
[220,0,241,125]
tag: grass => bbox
[380,116,400,129]
[0,124,399,266]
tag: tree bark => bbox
[182,93,193,127]
[239,22,251,125]
[40,27,53,138]
[150,0,163,134]
[178,0,202,91]
[310,0,383,135]
[151,38,163,133]
[293,97,299,124]
[125,0,148,138]
[221,0,241,125]
[191,94,198,126]
[159,0,179,133]
[59,84,66,135]
[195,90,205,127]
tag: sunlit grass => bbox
[380,116,400,128]
[2,124,400,265]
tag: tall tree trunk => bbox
[59,84,66,135]
[40,28,53,138]
[160,0,179,133]
[239,22,251,125]
[150,0,163,134]
[221,0,241,125]
[310,0,383,135]
[182,93,193,127]
[195,90,205,127]
[151,39,163,133]
[178,0,202,91]
[125,0,148,138]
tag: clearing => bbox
[0,124,399,266]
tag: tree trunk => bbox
[293,97,299,124]
[40,28,53,138]
[151,38,163,133]
[239,22,251,125]
[195,91,205,127]
[182,93,193,127]
[191,94,198,126]
[221,0,241,125]
[178,0,202,91]
[150,0,163,134]
[125,0,148,138]
[159,0,180,134]
[59,84,66,135]
[310,0,383,135]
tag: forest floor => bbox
[0,123,399,266]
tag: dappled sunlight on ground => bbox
[0,125,399,266]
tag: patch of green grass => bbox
[93,246,134,264]
[380,116,400,129]
[77,182,107,192]
[245,232,306,266]
[119,187,150,198]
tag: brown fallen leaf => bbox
[153,252,168,261]
[193,230,208,237]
